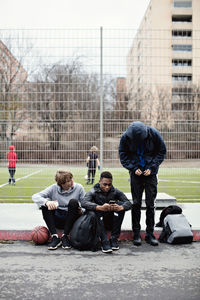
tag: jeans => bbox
[41,199,80,235]
[8,168,16,184]
[130,173,157,234]
[87,168,96,184]
[95,201,125,242]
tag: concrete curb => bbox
[0,229,200,242]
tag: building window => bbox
[173,1,192,8]
[172,15,192,22]
[172,30,192,38]
[172,44,192,51]
[172,59,192,66]
[172,74,192,81]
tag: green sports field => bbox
[0,166,199,203]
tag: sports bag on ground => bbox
[159,214,193,244]
[70,211,100,251]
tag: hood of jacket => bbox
[126,121,148,143]
[57,182,78,194]
[9,145,15,152]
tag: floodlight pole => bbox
[100,26,103,171]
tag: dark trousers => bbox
[87,168,96,184]
[8,168,16,183]
[130,173,157,234]
[41,199,80,235]
[96,203,125,242]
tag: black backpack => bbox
[156,205,182,228]
[70,211,100,251]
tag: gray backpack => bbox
[159,214,193,244]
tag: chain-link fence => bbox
[0,28,200,201]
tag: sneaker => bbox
[101,241,113,253]
[145,233,159,246]
[61,235,71,249]
[48,236,62,250]
[133,232,142,246]
[110,238,119,250]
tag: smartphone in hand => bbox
[109,200,116,204]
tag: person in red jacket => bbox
[7,145,17,185]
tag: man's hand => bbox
[46,201,58,210]
[143,169,151,176]
[78,207,83,215]
[135,169,143,176]
[110,204,124,212]
[96,203,111,212]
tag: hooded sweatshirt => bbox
[119,121,166,174]
[32,182,85,210]
[82,183,132,211]
[7,145,17,168]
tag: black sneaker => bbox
[61,235,71,249]
[145,233,159,246]
[110,238,119,250]
[133,232,142,246]
[48,236,62,250]
[101,241,113,253]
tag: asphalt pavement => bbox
[0,241,199,300]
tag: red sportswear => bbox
[7,145,17,168]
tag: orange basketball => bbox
[31,226,50,245]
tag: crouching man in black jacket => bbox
[82,171,132,253]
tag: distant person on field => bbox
[119,121,166,246]
[82,171,132,253]
[86,146,100,185]
[7,145,17,185]
[32,170,85,250]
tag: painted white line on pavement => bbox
[0,170,42,188]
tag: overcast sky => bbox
[1,0,150,28]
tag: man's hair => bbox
[55,169,73,186]
[100,171,113,180]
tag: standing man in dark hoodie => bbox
[119,121,166,246]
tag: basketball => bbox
[31,226,50,245]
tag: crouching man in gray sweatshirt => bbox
[32,169,85,250]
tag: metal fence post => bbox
[100,26,103,171]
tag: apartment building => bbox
[0,40,27,90]
[0,40,28,142]
[127,0,200,120]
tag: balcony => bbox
[172,66,192,74]
[172,1,192,15]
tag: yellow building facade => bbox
[127,0,200,126]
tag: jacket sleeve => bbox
[116,189,132,211]
[32,185,54,207]
[78,185,86,204]
[81,189,98,211]
[119,135,136,171]
[148,130,167,172]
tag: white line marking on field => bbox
[0,170,42,188]
[159,179,200,184]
